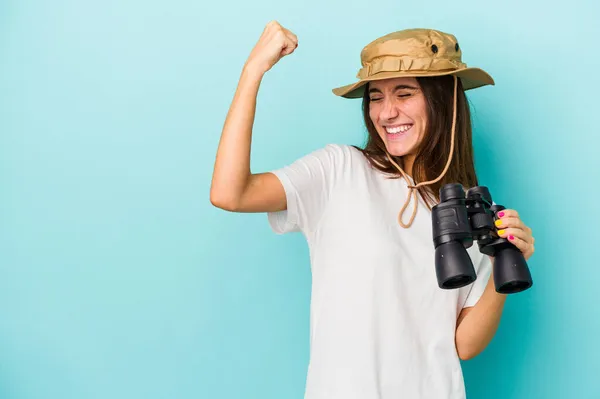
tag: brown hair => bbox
[352,75,479,210]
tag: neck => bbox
[402,154,415,177]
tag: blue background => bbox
[1,0,598,398]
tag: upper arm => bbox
[457,306,473,328]
[237,172,287,213]
[211,172,286,213]
[213,144,345,235]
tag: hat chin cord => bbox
[384,75,458,228]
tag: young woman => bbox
[210,21,535,399]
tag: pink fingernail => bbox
[509,235,515,240]
[498,212,505,217]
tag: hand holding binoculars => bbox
[432,183,533,294]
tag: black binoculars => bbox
[431,183,533,294]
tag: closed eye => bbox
[370,94,411,101]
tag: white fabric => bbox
[267,144,493,399]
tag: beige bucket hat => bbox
[332,29,495,228]
[332,28,495,98]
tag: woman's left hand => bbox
[494,209,535,261]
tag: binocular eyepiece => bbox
[431,183,533,294]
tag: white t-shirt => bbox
[267,143,492,399]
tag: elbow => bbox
[456,346,481,360]
[455,339,478,361]
[210,190,239,211]
[458,349,476,361]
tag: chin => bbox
[385,146,410,157]
[377,128,419,158]
[382,140,416,157]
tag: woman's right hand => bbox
[244,21,298,75]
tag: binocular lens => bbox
[493,247,533,294]
[435,241,476,289]
[443,276,473,289]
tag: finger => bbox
[497,228,529,252]
[281,36,298,56]
[494,216,526,230]
[505,233,534,259]
[496,227,526,240]
[496,227,531,246]
[283,31,298,51]
[495,209,519,220]
[283,28,298,45]
[280,39,297,56]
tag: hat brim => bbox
[332,67,495,98]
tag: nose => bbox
[379,97,399,121]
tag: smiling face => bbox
[359,74,478,209]
[367,77,428,160]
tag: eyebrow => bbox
[368,84,418,94]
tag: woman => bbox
[210,22,535,399]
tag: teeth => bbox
[385,125,412,134]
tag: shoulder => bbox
[292,144,368,179]
[318,143,367,164]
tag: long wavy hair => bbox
[352,75,480,210]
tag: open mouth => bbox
[384,124,413,139]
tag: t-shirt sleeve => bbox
[461,252,493,308]
[267,144,344,235]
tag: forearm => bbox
[210,64,264,208]
[455,257,507,360]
